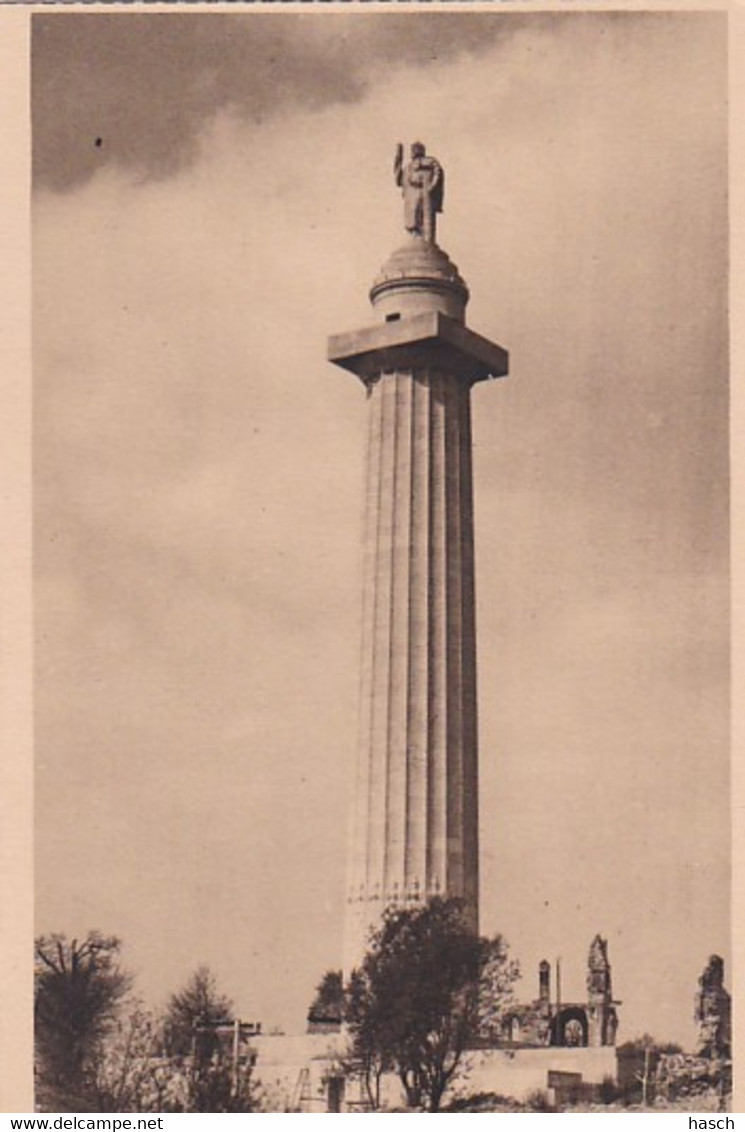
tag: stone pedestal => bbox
[329,237,508,972]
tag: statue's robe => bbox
[402,157,444,237]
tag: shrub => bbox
[526,1087,555,1113]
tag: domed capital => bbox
[370,236,469,324]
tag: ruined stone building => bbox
[695,954,731,1058]
[307,934,620,1051]
[500,935,619,1049]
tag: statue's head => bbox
[411,141,426,158]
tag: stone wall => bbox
[251,1032,344,1112]
[250,1033,617,1111]
[455,1046,617,1104]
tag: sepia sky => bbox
[33,10,728,1047]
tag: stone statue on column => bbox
[394,141,444,243]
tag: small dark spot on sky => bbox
[95,137,103,148]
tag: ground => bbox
[440,1089,730,1113]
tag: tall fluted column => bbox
[329,233,508,973]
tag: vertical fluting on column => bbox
[344,365,479,971]
[347,382,382,906]
[367,374,397,901]
[405,372,430,899]
[385,371,413,898]
[459,386,479,927]
[445,374,465,904]
[427,370,448,899]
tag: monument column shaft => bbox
[329,162,508,972]
[346,366,479,968]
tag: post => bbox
[232,1018,240,1097]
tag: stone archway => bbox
[552,1007,589,1047]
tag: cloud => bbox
[33,10,536,191]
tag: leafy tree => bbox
[159,967,258,1111]
[344,898,519,1112]
[184,1047,257,1113]
[161,966,234,1058]
[35,932,132,1109]
[307,969,343,1024]
[35,940,257,1113]
[342,967,392,1110]
[89,1002,258,1113]
[90,1004,170,1112]
[476,935,521,1043]
[618,1033,683,1056]
[616,1035,685,1107]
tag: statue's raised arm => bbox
[394,141,444,244]
[394,143,404,188]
